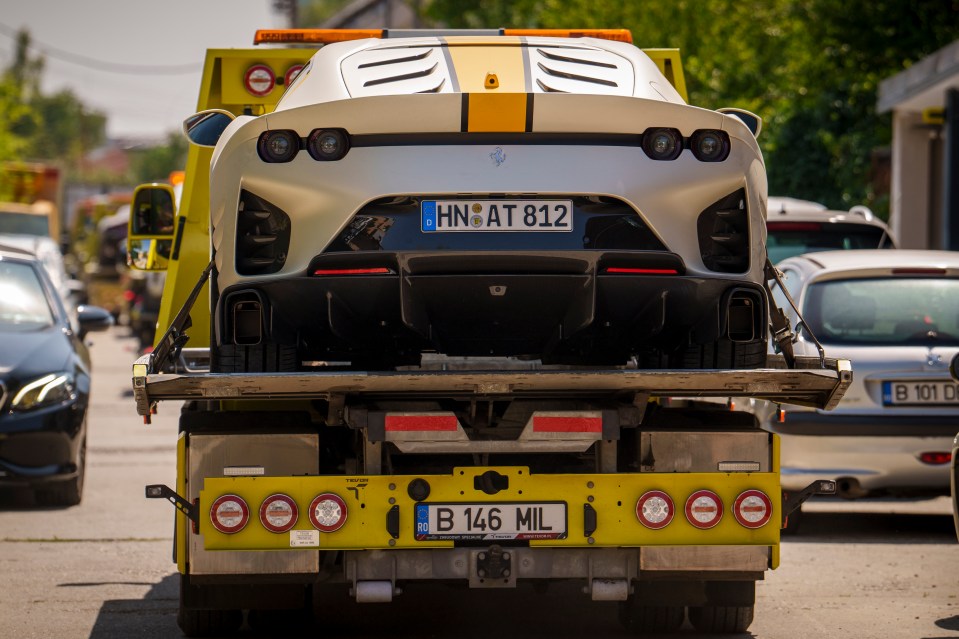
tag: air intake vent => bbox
[342,46,453,96]
[530,47,633,95]
[698,189,750,273]
[235,190,291,275]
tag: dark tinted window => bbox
[0,211,50,236]
[767,222,890,263]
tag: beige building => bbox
[878,40,959,250]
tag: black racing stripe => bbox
[438,37,461,93]
[460,94,469,132]
[351,132,644,147]
[520,37,533,93]
[525,93,534,132]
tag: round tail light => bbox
[309,493,348,532]
[732,489,772,529]
[244,64,276,97]
[210,494,249,534]
[690,129,730,162]
[257,130,299,163]
[636,490,674,529]
[259,494,299,533]
[642,127,683,161]
[684,490,723,529]
[307,128,350,161]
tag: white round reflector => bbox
[636,490,674,529]
[210,494,249,534]
[309,493,347,532]
[733,489,772,529]
[684,490,723,529]
[285,64,304,86]
[259,494,299,533]
[244,64,276,97]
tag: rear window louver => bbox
[530,47,633,95]
[343,47,452,96]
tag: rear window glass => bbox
[803,277,959,346]
[0,211,49,236]
[766,223,891,263]
[0,261,54,330]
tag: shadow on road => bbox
[87,573,179,639]
[784,510,955,544]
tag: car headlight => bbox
[10,373,76,411]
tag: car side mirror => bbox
[718,108,762,139]
[183,109,235,147]
[128,184,176,271]
[951,352,959,382]
[77,304,114,338]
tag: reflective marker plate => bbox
[421,200,573,232]
[882,381,959,406]
[414,502,567,540]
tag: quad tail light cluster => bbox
[210,492,348,535]
[256,127,730,163]
[635,488,772,530]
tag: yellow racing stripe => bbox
[446,39,530,132]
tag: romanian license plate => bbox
[421,200,573,232]
[882,381,959,406]
[414,502,567,541]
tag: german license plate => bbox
[421,200,573,232]
[882,381,959,406]
[414,502,567,541]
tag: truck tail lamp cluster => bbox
[641,128,730,162]
[635,488,771,530]
[209,492,347,534]
[243,63,305,98]
[257,128,350,163]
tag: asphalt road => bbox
[1,326,957,639]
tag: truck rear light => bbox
[684,490,723,529]
[919,452,952,465]
[259,494,299,533]
[641,127,683,161]
[732,489,772,529]
[244,63,276,97]
[307,128,350,161]
[635,490,674,529]
[210,494,250,534]
[257,130,299,163]
[309,493,348,532]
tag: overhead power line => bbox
[0,21,202,75]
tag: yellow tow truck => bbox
[130,28,850,636]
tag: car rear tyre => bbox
[214,342,297,373]
[674,337,766,369]
[687,605,754,633]
[619,602,685,634]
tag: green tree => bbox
[131,131,188,184]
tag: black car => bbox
[0,244,113,505]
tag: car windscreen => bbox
[766,222,891,263]
[0,261,55,330]
[802,276,959,346]
[0,211,50,236]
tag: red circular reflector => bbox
[636,490,674,529]
[210,494,249,534]
[732,489,772,529]
[684,490,723,529]
[259,494,299,533]
[309,493,347,532]
[244,64,276,97]
[285,64,304,86]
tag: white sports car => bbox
[187,32,769,372]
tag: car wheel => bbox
[36,437,85,507]
[674,337,767,369]
[687,604,754,633]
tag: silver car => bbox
[769,249,959,499]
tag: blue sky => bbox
[0,0,284,139]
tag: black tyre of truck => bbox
[618,602,685,634]
[35,436,85,507]
[673,337,767,369]
[687,605,755,634]
[214,342,297,373]
[176,607,243,638]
